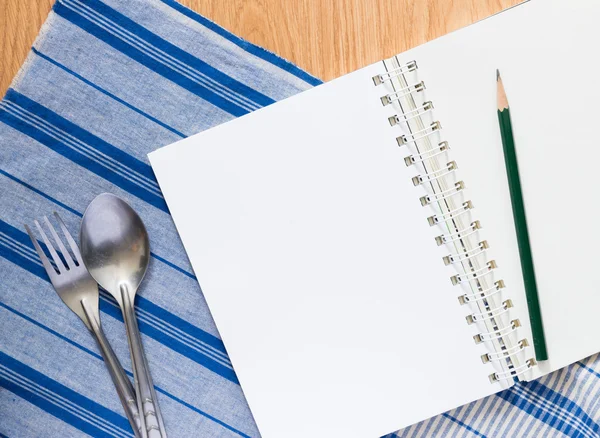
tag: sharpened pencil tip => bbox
[496,70,508,110]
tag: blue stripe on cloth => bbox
[430,412,447,436]
[0,169,81,218]
[54,0,275,117]
[0,301,250,437]
[441,412,486,437]
[439,405,459,437]
[408,418,424,437]
[31,47,187,138]
[466,391,492,435]
[498,381,600,437]
[0,168,196,280]
[98,289,238,384]
[0,351,131,438]
[0,221,48,281]
[577,361,600,379]
[0,219,237,384]
[0,302,102,362]
[150,252,196,280]
[0,90,168,213]
[155,389,252,438]
[158,0,323,87]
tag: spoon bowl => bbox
[80,193,150,304]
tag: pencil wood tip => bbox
[496,70,508,110]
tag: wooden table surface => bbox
[0,0,520,97]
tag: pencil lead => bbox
[496,69,501,81]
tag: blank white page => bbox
[393,0,600,379]
[149,61,501,437]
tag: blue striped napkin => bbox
[0,1,599,437]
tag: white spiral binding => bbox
[374,59,536,384]
[458,280,505,305]
[475,319,521,343]
[406,141,449,166]
[413,161,457,186]
[427,200,473,226]
[373,60,418,85]
[451,260,497,285]
[420,180,464,206]
[381,81,425,106]
[443,240,489,265]
[489,359,537,383]
[390,102,434,124]
[467,300,513,324]
[435,221,481,246]
[482,339,529,363]
[397,121,441,146]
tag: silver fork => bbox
[25,212,142,437]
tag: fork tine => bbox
[35,218,67,273]
[24,224,57,278]
[44,215,74,270]
[54,212,82,264]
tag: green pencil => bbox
[496,70,547,361]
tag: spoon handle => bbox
[121,286,168,438]
[81,299,142,437]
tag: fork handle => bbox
[81,299,142,438]
[122,287,167,438]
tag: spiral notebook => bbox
[149,0,600,436]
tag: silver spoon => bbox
[80,193,167,438]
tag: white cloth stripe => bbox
[1,102,162,196]
[0,233,44,266]
[481,395,503,436]
[445,405,463,438]
[491,392,514,436]
[0,100,162,194]
[576,362,600,413]
[0,365,129,438]
[135,307,233,368]
[0,101,162,196]
[98,290,233,369]
[66,0,261,113]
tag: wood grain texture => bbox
[0,0,520,96]
[0,0,54,96]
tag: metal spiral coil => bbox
[373,59,536,383]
